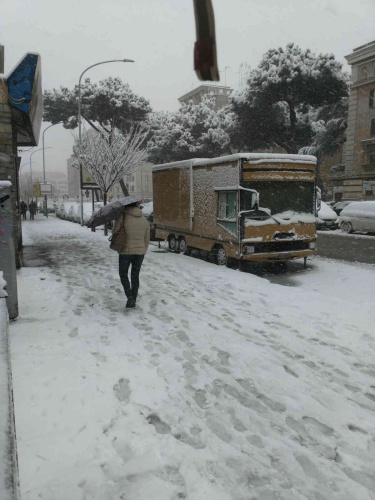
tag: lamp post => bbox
[29,147,52,206]
[78,58,134,226]
[42,123,60,217]
[19,162,33,201]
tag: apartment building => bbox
[178,84,232,111]
[109,162,153,201]
[329,40,375,201]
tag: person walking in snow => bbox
[20,200,27,220]
[113,201,150,309]
[29,200,36,220]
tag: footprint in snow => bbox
[146,413,171,434]
[113,378,131,403]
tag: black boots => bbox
[126,296,136,308]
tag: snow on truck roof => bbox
[152,153,317,172]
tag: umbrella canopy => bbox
[87,196,141,228]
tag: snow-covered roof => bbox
[152,153,317,172]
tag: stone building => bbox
[108,162,153,202]
[328,40,375,201]
[178,84,232,111]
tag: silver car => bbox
[339,201,375,234]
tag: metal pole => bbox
[42,129,46,217]
[78,58,135,226]
[29,155,33,202]
[42,123,59,217]
[29,147,52,215]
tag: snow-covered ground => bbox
[10,216,375,500]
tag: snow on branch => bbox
[73,126,149,194]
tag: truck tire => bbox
[168,235,178,251]
[178,237,188,254]
[215,246,228,266]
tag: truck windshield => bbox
[243,181,314,216]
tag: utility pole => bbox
[0,45,4,74]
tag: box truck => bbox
[152,153,318,265]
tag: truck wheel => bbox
[216,246,228,266]
[168,235,178,251]
[179,237,188,254]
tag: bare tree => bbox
[19,172,42,201]
[73,126,149,234]
[74,126,148,198]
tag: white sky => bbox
[2,0,375,174]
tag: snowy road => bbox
[11,216,375,500]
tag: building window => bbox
[369,155,375,164]
[371,119,375,136]
[131,186,134,192]
[370,90,375,108]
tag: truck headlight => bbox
[243,245,255,254]
[309,242,317,249]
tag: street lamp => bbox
[19,162,33,201]
[29,147,52,205]
[78,58,135,225]
[42,123,61,217]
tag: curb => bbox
[0,297,21,499]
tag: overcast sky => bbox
[2,0,375,176]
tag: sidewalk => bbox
[10,215,375,500]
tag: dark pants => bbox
[119,254,144,301]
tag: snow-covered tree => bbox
[73,126,149,200]
[299,97,349,160]
[43,77,151,135]
[231,43,349,154]
[147,95,234,164]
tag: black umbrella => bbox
[87,196,141,228]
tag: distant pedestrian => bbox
[29,200,36,220]
[20,201,27,220]
[111,202,150,309]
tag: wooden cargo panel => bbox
[153,168,191,230]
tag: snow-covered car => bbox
[69,202,104,225]
[59,202,77,220]
[333,200,359,216]
[141,201,155,239]
[68,203,80,222]
[56,202,64,218]
[316,201,339,230]
[141,201,153,218]
[339,201,375,234]
[47,200,57,214]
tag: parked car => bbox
[47,200,57,214]
[141,201,155,239]
[59,202,77,220]
[316,201,339,230]
[68,203,80,222]
[325,201,336,208]
[333,200,359,216]
[141,201,153,218]
[69,202,104,225]
[339,201,375,234]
